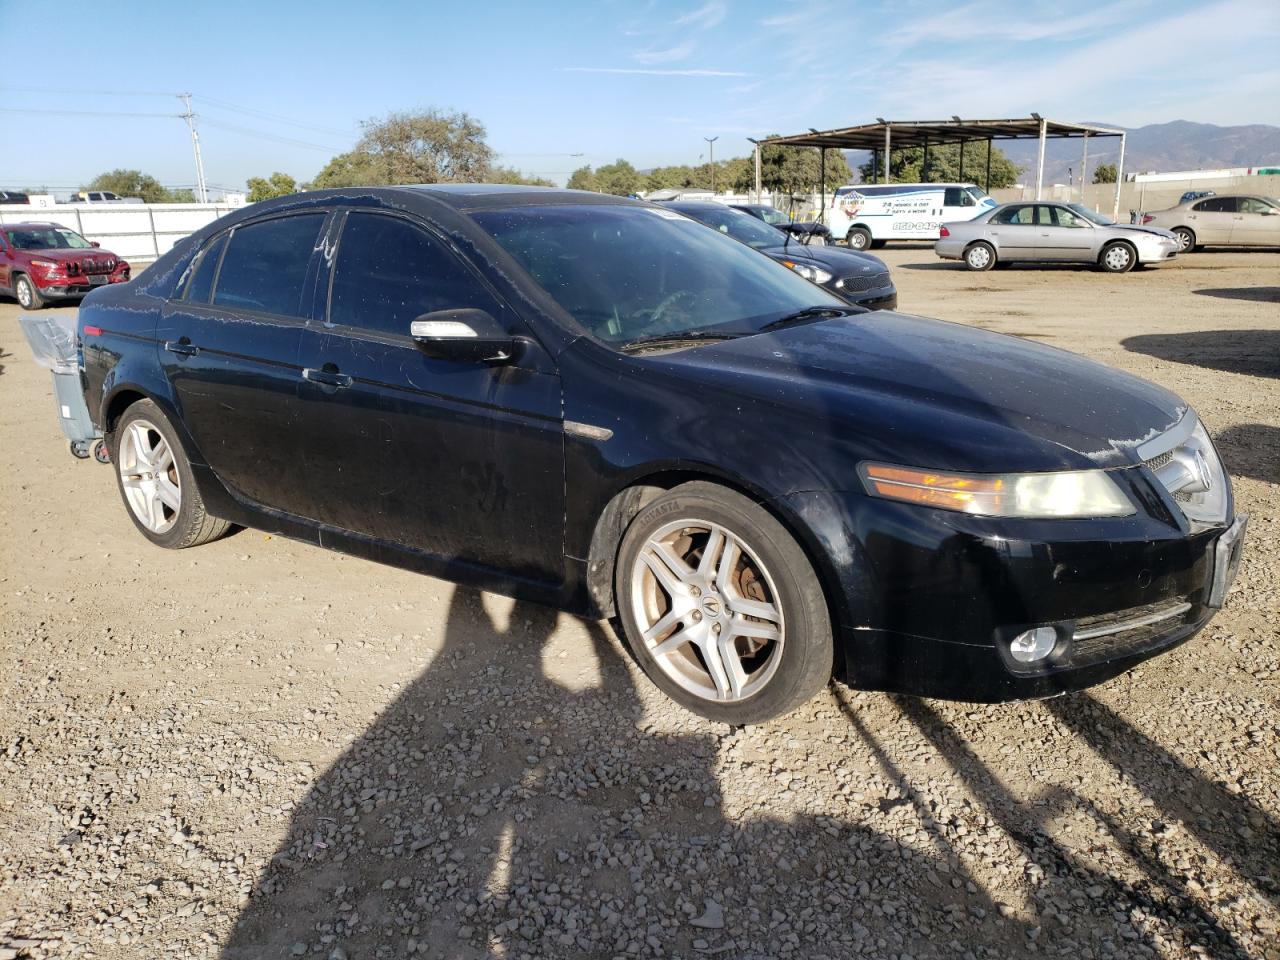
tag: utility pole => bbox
[704,136,718,194]
[178,93,208,204]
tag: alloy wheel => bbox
[119,419,181,533]
[630,518,785,703]
[16,277,32,307]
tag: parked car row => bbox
[29,183,1244,726]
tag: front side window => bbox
[328,213,503,336]
[1239,197,1274,214]
[1051,206,1087,228]
[944,187,974,207]
[472,204,843,345]
[212,214,324,317]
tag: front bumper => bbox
[1137,241,1179,264]
[829,282,897,311]
[781,486,1246,702]
[33,270,130,298]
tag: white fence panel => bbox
[0,202,242,262]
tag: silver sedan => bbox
[935,201,1179,273]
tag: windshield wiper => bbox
[760,305,862,332]
[618,332,742,354]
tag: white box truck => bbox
[826,183,996,249]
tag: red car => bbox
[0,221,131,310]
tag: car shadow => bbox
[1121,330,1280,379]
[1214,423,1280,484]
[1193,287,1280,303]
[219,589,1047,959]
[0,345,9,378]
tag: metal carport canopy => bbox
[758,117,1127,217]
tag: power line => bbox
[0,85,178,97]
[199,118,343,152]
[195,95,354,139]
[0,107,176,118]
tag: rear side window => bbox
[213,214,324,317]
[328,212,503,337]
[992,205,1034,225]
[184,233,227,303]
[1194,197,1238,213]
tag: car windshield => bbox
[754,207,789,225]
[1067,203,1115,226]
[472,204,844,346]
[966,186,990,203]
[671,204,785,250]
[5,227,93,250]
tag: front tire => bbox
[14,274,44,310]
[964,242,996,271]
[846,227,872,251]
[111,399,230,549]
[1100,241,1136,273]
[614,482,832,725]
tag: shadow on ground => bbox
[217,586,1277,959]
[1194,287,1280,304]
[1215,423,1280,484]
[1121,330,1280,379]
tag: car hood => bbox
[659,312,1186,473]
[760,243,887,274]
[1107,223,1178,241]
[27,248,122,267]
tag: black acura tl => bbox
[72,185,1247,724]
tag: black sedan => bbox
[667,201,896,310]
[729,203,831,243]
[71,185,1246,725]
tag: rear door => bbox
[293,209,566,580]
[987,204,1038,258]
[1230,197,1280,246]
[1188,196,1237,244]
[157,212,328,516]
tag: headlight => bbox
[782,260,832,284]
[30,258,58,270]
[859,463,1135,518]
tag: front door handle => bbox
[164,338,199,357]
[302,367,353,388]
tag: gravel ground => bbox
[0,247,1277,960]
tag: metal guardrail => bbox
[0,202,244,262]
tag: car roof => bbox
[394,183,639,211]
[2,221,72,229]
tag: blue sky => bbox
[2,0,1277,194]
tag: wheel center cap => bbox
[700,595,721,617]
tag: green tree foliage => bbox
[593,159,643,196]
[1092,162,1118,184]
[566,165,598,191]
[485,166,555,187]
[165,188,198,202]
[738,142,852,196]
[246,172,298,202]
[856,143,1022,189]
[85,169,176,203]
[310,109,495,188]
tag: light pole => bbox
[747,137,762,203]
[704,136,718,194]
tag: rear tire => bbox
[846,227,872,251]
[1172,227,1196,253]
[14,273,44,310]
[111,399,230,549]
[964,242,996,271]
[1099,241,1136,273]
[614,482,833,725]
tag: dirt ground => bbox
[1,247,1277,960]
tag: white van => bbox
[826,183,996,249]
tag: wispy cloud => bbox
[561,67,750,77]
[674,0,727,30]
[632,40,696,64]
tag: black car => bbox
[667,201,896,310]
[0,190,31,205]
[730,203,831,243]
[71,185,1246,725]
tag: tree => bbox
[246,172,298,202]
[741,141,852,196]
[856,143,1021,189]
[85,169,172,203]
[593,159,642,197]
[1092,162,1117,184]
[165,188,197,202]
[485,166,554,188]
[566,165,598,192]
[311,108,495,188]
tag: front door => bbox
[1037,204,1097,261]
[1231,197,1280,246]
[156,212,328,516]
[294,210,565,582]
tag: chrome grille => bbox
[1064,598,1196,667]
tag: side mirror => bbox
[90,241,101,248]
[410,308,520,364]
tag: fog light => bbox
[1009,627,1058,663]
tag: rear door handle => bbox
[302,367,353,388]
[164,339,199,357]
